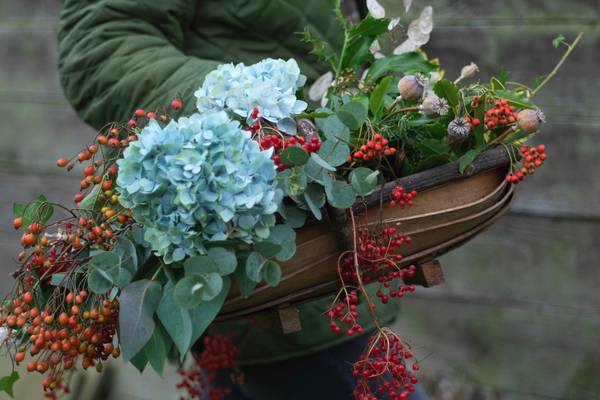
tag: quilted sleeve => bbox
[58,0,220,130]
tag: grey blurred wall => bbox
[0,1,599,399]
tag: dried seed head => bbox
[460,62,479,79]
[447,117,471,144]
[397,74,425,101]
[517,109,546,134]
[420,94,449,117]
[296,118,318,140]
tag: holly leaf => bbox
[433,79,460,108]
[119,279,162,361]
[349,16,390,37]
[459,148,484,174]
[370,76,393,117]
[367,52,437,81]
[337,101,368,131]
[0,371,19,398]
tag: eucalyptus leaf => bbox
[324,178,357,209]
[281,146,310,166]
[303,183,326,220]
[87,251,121,294]
[281,203,307,228]
[234,263,257,298]
[114,237,138,274]
[315,109,350,141]
[207,247,237,275]
[318,140,350,167]
[309,153,336,173]
[119,279,162,360]
[173,275,205,309]
[254,241,283,258]
[144,324,170,376]
[245,252,266,282]
[200,272,223,301]
[350,167,379,196]
[130,350,148,373]
[190,276,231,345]
[184,256,218,275]
[267,224,297,261]
[262,260,282,287]
[157,282,193,359]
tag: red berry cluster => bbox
[327,290,363,337]
[463,115,481,130]
[0,291,120,397]
[390,186,417,208]
[484,98,517,131]
[177,335,242,400]
[506,144,547,184]
[352,134,397,162]
[375,266,416,305]
[353,330,419,400]
[260,134,322,171]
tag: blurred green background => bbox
[0,0,599,399]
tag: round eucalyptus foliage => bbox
[194,58,308,124]
[116,111,282,263]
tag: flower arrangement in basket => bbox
[0,2,581,399]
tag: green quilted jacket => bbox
[58,0,398,365]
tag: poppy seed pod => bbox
[460,62,479,79]
[421,94,449,117]
[397,75,425,101]
[447,117,471,145]
[517,109,546,134]
[296,118,318,141]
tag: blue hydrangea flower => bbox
[194,58,308,125]
[116,111,282,263]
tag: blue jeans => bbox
[212,333,428,400]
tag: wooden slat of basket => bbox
[217,188,515,320]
